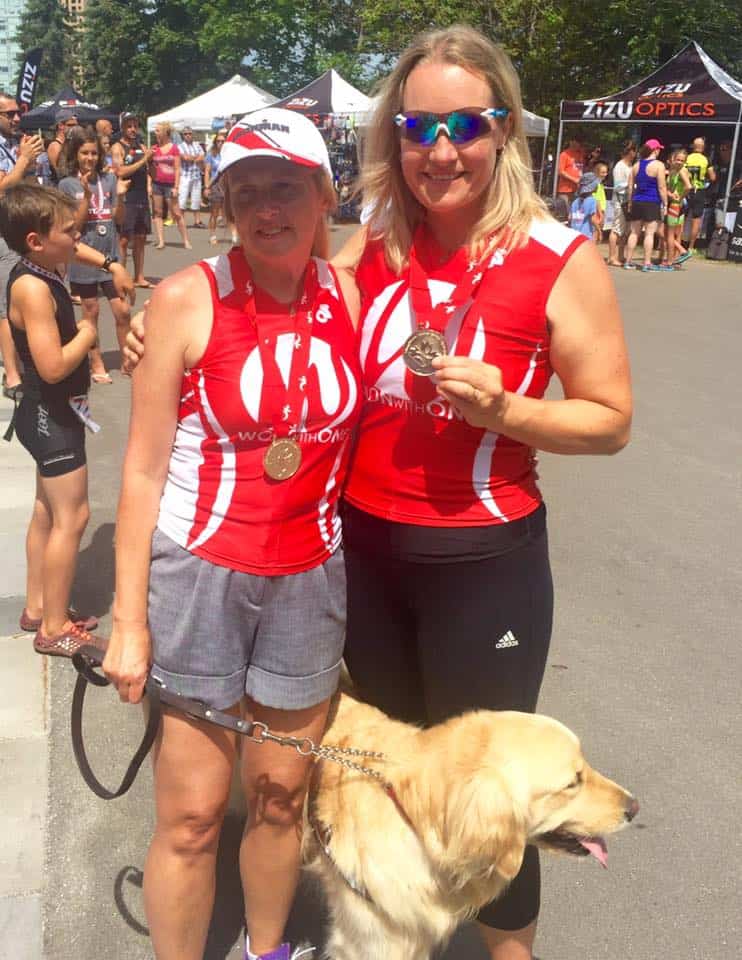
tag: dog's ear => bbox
[439,769,526,889]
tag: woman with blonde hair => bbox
[149,121,191,250]
[337,24,632,960]
[125,25,631,960]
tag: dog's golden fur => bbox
[304,693,636,960]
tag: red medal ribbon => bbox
[407,226,494,336]
[244,260,318,441]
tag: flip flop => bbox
[91,372,113,384]
[134,280,156,288]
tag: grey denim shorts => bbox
[148,528,346,711]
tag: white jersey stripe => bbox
[317,443,346,550]
[188,371,237,551]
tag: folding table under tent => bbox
[19,84,118,131]
[554,41,742,221]
[146,75,277,134]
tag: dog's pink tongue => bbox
[579,837,608,868]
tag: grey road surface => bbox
[1,224,739,960]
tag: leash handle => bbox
[71,645,162,800]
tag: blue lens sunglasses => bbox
[394,107,510,146]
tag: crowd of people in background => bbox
[557,133,742,272]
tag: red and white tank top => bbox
[157,247,362,574]
[343,219,586,526]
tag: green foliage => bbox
[14,0,71,101]
[82,0,221,116]
[26,0,740,128]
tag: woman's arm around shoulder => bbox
[334,265,360,331]
[330,224,369,278]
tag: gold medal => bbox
[403,329,447,377]
[263,437,302,481]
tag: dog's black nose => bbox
[625,796,639,822]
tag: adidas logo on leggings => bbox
[495,630,518,649]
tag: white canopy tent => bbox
[147,75,276,133]
[522,109,550,192]
[522,109,549,138]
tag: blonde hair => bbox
[156,121,172,140]
[222,166,336,260]
[360,24,547,273]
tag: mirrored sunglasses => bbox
[394,108,509,146]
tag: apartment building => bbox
[0,0,27,94]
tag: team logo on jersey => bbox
[239,330,358,441]
[360,279,486,414]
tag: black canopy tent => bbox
[19,85,118,131]
[272,69,371,116]
[554,42,742,211]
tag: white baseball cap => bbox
[218,107,332,179]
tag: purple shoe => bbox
[245,935,314,960]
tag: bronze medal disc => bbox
[263,438,302,481]
[403,329,447,377]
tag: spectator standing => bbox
[592,160,608,242]
[149,121,191,250]
[1,185,105,655]
[607,140,636,266]
[203,131,225,245]
[58,127,131,381]
[556,137,584,211]
[177,127,205,228]
[111,112,153,288]
[685,136,716,254]
[662,148,692,267]
[569,172,601,240]
[624,139,668,271]
[95,118,113,141]
[47,109,78,181]
[711,140,742,220]
[0,91,43,399]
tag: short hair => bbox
[359,24,546,272]
[58,125,105,177]
[0,183,78,254]
[156,121,173,139]
[594,160,609,173]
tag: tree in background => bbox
[13,0,71,101]
[82,0,219,117]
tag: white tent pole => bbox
[723,107,742,213]
[553,104,565,200]
[538,133,547,194]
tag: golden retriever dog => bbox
[304,693,638,960]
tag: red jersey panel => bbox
[157,247,362,574]
[344,219,586,526]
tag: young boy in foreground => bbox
[0,183,107,655]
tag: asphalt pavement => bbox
[1,224,740,960]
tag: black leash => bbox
[70,645,390,801]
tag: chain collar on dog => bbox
[70,645,402,805]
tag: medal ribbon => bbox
[407,226,494,337]
[245,261,317,442]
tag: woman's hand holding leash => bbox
[103,624,152,704]
[432,355,509,430]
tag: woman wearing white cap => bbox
[104,107,362,960]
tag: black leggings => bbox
[343,519,553,931]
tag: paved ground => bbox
[1,224,739,960]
